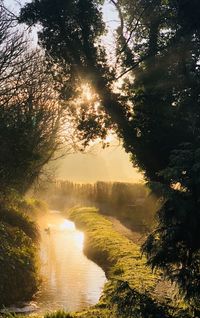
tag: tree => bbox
[0,1,67,194]
[143,142,200,310]
[19,0,200,308]
[118,1,200,309]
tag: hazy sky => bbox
[4,0,143,184]
[55,142,143,183]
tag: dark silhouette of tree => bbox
[143,142,200,310]
[19,0,200,309]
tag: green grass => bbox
[57,208,168,317]
[68,207,156,293]
[65,207,193,318]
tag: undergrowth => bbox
[0,193,46,307]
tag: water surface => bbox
[36,211,106,314]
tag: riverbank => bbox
[2,207,190,318]
[0,195,43,307]
[63,207,189,318]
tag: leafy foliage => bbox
[0,192,43,307]
[143,142,200,310]
[0,222,38,306]
[0,206,38,242]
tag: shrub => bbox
[0,207,39,242]
[0,222,39,306]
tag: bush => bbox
[0,222,39,306]
[18,197,48,216]
[0,193,41,307]
[0,207,39,242]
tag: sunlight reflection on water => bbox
[36,212,106,314]
[59,219,75,231]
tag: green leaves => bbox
[0,221,38,306]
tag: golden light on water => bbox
[74,231,84,249]
[59,219,84,249]
[59,219,75,231]
[38,213,106,313]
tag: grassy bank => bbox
[58,207,189,318]
[0,194,47,307]
[2,206,190,317]
[68,207,156,292]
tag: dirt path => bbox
[107,216,146,245]
[107,215,177,303]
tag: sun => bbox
[81,83,95,101]
[104,134,115,143]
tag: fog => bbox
[55,143,143,183]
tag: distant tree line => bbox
[40,180,157,231]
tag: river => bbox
[35,210,106,314]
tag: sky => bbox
[55,141,143,183]
[4,0,143,184]
[4,0,25,13]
